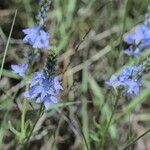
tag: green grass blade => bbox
[0,10,17,79]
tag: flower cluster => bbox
[106,66,141,97]
[11,0,63,109]
[24,72,63,109]
[22,0,51,49]
[124,14,150,57]
[36,0,51,26]
[24,47,63,109]
[106,11,150,98]
[106,59,150,97]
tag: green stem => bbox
[123,129,150,150]
[119,0,131,50]
[21,99,28,138]
[106,95,119,132]
[23,104,44,148]
[80,125,90,150]
[101,93,119,147]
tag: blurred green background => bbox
[0,0,149,149]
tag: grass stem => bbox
[0,10,17,79]
[123,129,150,150]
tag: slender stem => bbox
[0,10,17,79]
[123,129,150,150]
[23,104,44,148]
[105,95,119,132]
[21,99,28,137]
[101,93,119,147]
[119,0,131,50]
[21,85,29,139]
[80,125,90,150]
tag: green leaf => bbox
[8,121,22,140]
[88,75,104,107]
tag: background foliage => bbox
[0,0,149,149]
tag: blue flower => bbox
[124,47,141,57]
[135,25,150,48]
[124,25,150,46]
[22,26,50,49]
[11,64,28,77]
[124,24,150,57]
[124,32,137,45]
[123,80,140,97]
[24,72,63,109]
[106,66,142,97]
[123,12,150,58]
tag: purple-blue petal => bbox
[11,64,28,77]
[23,26,50,49]
[24,71,63,109]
